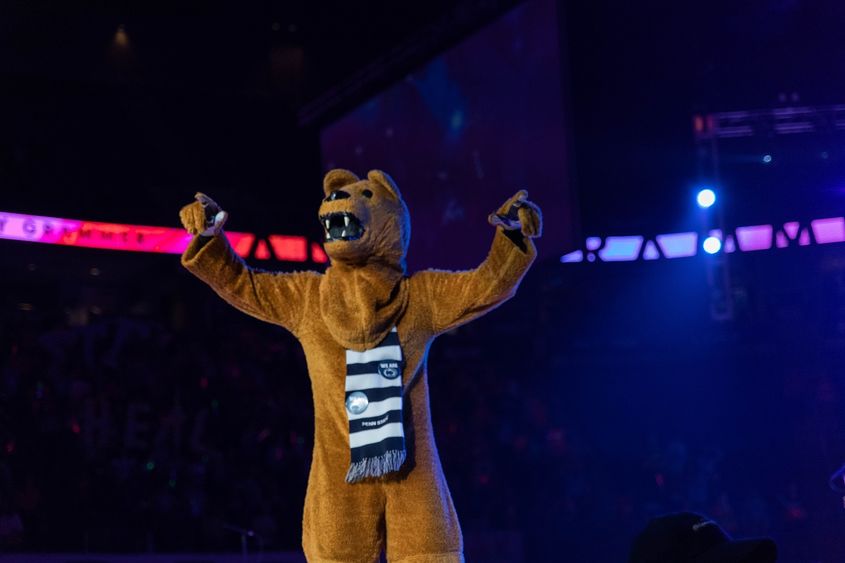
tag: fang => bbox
[344,216,350,227]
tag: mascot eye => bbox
[362,189,373,198]
[326,190,350,202]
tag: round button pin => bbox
[346,391,369,415]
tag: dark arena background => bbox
[2,1,845,562]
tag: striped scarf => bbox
[344,327,406,483]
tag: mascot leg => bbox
[302,478,385,563]
[382,468,464,563]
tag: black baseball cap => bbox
[629,512,777,563]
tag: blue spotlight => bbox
[696,188,716,208]
[762,154,773,164]
[703,236,722,254]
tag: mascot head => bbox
[319,169,411,271]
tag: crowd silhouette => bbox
[1,254,843,560]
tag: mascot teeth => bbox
[320,212,365,242]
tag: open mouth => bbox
[320,212,365,242]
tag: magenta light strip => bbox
[735,224,773,251]
[0,211,322,263]
[811,217,845,244]
[561,216,845,264]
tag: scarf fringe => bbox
[345,449,406,483]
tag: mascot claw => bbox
[489,190,543,239]
[178,192,228,237]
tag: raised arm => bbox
[179,193,317,335]
[411,191,542,335]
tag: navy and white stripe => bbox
[344,327,406,483]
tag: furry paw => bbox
[488,190,543,239]
[179,192,228,236]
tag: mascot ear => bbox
[323,169,360,196]
[367,170,403,201]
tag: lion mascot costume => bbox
[179,169,541,562]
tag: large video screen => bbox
[321,0,575,271]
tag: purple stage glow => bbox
[642,240,660,260]
[561,249,584,263]
[598,236,643,261]
[586,237,602,251]
[736,225,774,252]
[811,217,845,244]
[657,232,699,258]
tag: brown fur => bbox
[180,170,540,562]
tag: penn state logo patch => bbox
[378,361,401,379]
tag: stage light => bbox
[703,236,722,254]
[696,188,716,208]
[762,154,773,164]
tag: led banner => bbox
[561,217,845,263]
[4,210,842,265]
[0,211,324,263]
